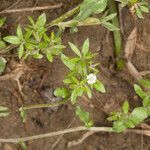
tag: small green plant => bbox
[0,17,6,50]
[0,106,10,117]
[138,78,150,88]
[76,106,93,127]
[0,17,7,74]
[56,0,118,31]
[108,84,150,132]
[54,39,105,126]
[117,0,149,18]
[0,56,7,74]
[4,13,65,61]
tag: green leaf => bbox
[82,38,89,56]
[25,42,35,50]
[61,54,75,70]
[36,13,46,27]
[18,44,24,59]
[18,141,27,150]
[135,7,144,19]
[93,80,106,93]
[54,88,70,99]
[143,95,150,107]
[76,106,93,127]
[129,107,148,125]
[19,107,26,123]
[138,79,150,88]
[69,42,82,58]
[0,106,10,117]
[24,27,33,39]
[124,119,135,128]
[113,121,127,133]
[107,115,118,121]
[0,40,6,49]
[85,85,92,99]
[71,76,79,84]
[101,13,117,22]
[0,57,7,74]
[38,42,48,49]
[102,22,119,31]
[4,36,20,45]
[139,5,149,13]
[63,78,72,84]
[17,24,23,39]
[71,88,78,104]
[28,16,35,26]
[46,52,53,62]
[134,84,146,99]
[0,17,6,27]
[122,101,129,114]
[75,0,107,21]
[32,52,43,59]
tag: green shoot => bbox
[108,84,150,132]
[0,57,7,74]
[0,106,10,117]
[4,14,65,61]
[0,17,6,50]
[109,0,124,70]
[54,39,105,126]
[117,0,149,18]
[76,106,93,128]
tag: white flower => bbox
[87,74,97,85]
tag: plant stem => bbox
[21,98,69,111]
[109,0,124,70]
[0,126,149,143]
[21,95,90,111]
[46,5,80,28]
[0,126,112,143]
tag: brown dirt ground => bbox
[0,0,150,150]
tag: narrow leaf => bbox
[122,101,129,114]
[82,38,89,56]
[0,57,7,74]
[61,54,75,70]
[18,44,24,59]
[0,17,6,27]
[69,42,82,58]
[4,36,20,45]
[17,24,23,39]
[93,80,106,93]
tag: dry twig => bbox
[124,27,137,60]
[0,3,62,14]
[0,126,149,143]
[67,131,96,148]
[52,118,76,149]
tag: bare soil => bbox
[0,0,150,150]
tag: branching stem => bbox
[0,126,149,143]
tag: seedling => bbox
[4,14,65,61]
[138,78,150,88]
[0,17,7,74]
[117,0,149,18]
[0,106,10,117]
[0,17,6,49]
[0,56,7,74]
[54,39,105,126]
[108,84,150,132]
[76,106,93,128]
